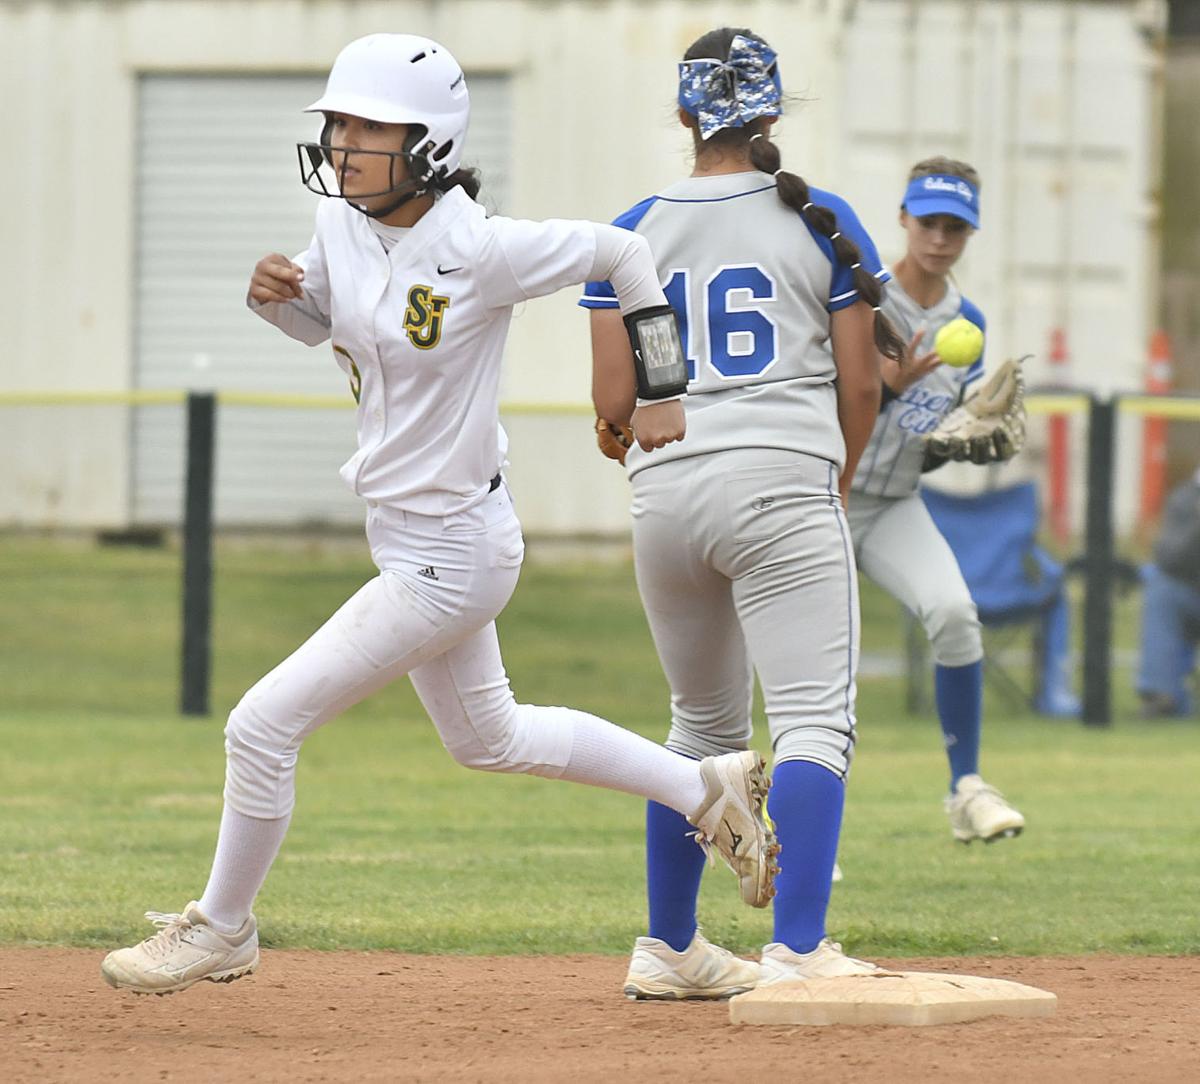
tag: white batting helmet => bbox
[305,34,470,177]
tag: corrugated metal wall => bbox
[0,0,1169,534]
[831,0,1166,521]
[1159,35,1199,485]
[132,73,510,527]
[1162,39,1200,374]
[837,0,1159,386]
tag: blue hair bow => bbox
[678,34,782,141]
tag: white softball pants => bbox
[845,490,984,667]
[631,449,859,778]
[223,484,701,820]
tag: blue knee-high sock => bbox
[935,660,983,788]
[770,760,845,954]
[645,800,707,952]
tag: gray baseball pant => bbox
[631,448,859,778]
[845,490,983,667]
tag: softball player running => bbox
[100,33,777,996]
[584,27,900,999]
[850,157,1025,843]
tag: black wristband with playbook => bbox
[622,305,689,401]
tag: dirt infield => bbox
[3,950,1198,1083]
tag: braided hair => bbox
[682,27,906,362]
[748,130,904,361]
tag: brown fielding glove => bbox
[595,417,634,465]
[922,357,1027,467]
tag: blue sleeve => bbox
[804,187,891,313]
[959,297,986,384]
[579,278,618,309]
[578,195,659,310]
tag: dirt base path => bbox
[3,950,1197,1083]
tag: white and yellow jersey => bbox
[252,187,612,516]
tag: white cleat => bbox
[101,902,259,995]
[623,930,760,1001]
[758,938,881,986]
[945,774,1026,844]
[832,862,844,883]
[688,750,780,908]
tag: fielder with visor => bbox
[850,155,1047,846]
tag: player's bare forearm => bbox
[831,301,882,502]
[589,308,637,426]
[590,307,686,450]
[836,383,878,502]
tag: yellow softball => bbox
[933,317,984,368]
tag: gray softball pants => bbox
[631,448,859,778]
[845,490,984,667]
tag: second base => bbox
[729,971,1057,1027]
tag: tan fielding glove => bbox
[923,357,1027,467]
[595,417,634,465]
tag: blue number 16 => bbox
[663,265,778,381]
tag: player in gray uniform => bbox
[850,157,1026,843]
[584,27,903,998]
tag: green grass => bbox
[0,537,1197,957]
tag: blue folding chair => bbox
[910,481,1081,717]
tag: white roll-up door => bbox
[133,73,511,527]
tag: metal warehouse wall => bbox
[129,72,511,528]
[1162,35,1200,484]
[0,0,1169,533]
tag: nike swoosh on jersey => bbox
[437,264,464,275]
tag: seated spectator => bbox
[1137,468,1200,718]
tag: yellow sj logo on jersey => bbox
[403,284,451,350]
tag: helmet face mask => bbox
[297,141,435,206]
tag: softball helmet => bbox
[305,34,470,174]
[298,34,470,214]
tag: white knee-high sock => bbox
[552,709,708,817]
[197,804,291,933]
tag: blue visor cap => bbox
[903,174,980,228]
